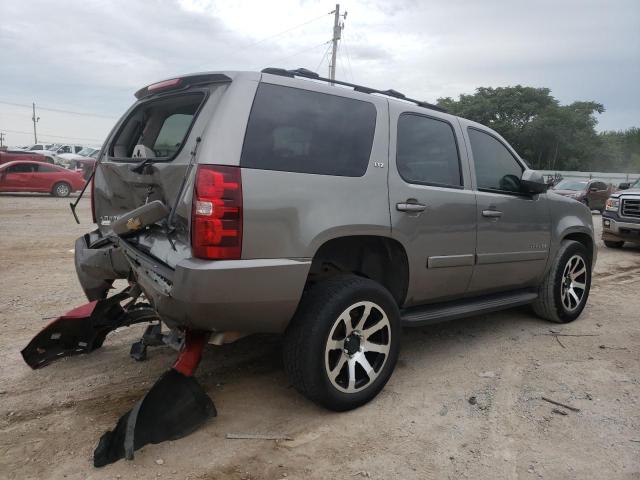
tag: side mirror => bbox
[618,182,630,190]
[520,170,548,194]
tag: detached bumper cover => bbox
[74,232,130,300]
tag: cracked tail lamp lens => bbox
[191,165,242,260]
[605,198,620,212]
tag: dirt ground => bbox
[0,193,638,480]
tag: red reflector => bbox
[148,78,181,92]
[191,165,242,260]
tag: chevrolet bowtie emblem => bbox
[126,217,142,231]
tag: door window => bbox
[396,114,461,187]
[468,128,523,194]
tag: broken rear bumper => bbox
[74,232,130,300]
[75,231,311,334]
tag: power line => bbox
[0,100,116,119]
[231,11,331,55]
[342,33,355,83]
[0,128,104,143]
[262,40,331,67]
[315,42,332,73]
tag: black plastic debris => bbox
[94,369,216,467]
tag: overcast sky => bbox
[0,0,638,147]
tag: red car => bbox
[0,161,86,197]
[0,150,55,165]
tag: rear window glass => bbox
[241,83,376,177]
[109,93,204,160]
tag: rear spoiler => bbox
[134,73,232,99]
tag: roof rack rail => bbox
[261,67,447,113]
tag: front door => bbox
[462,125,551,295]
[389,108,477,306]
[1,163,35,191]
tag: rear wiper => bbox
[165,136,201,233]
[69,168,95,224]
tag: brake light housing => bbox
[191,165,242,260]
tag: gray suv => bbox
[75,68,596,411]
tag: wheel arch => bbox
[305,235,409,306]
[562,230,595,265]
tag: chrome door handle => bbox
[482,209,503,218]
[396,202,426,212]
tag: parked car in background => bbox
[56,146,99,167]
[616,180,640,191]
[68,157,97,180]
[27,143,55,152]
[0,149,55,165]
[602,177,640,248]
[0,160,86,197]
[551,179,611,212]
[29,143,86,158]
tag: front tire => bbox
[283,275,401,411]
[52,182,71,197]
[532,240,591,323]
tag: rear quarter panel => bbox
[240,75,391,259]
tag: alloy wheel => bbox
[560,254,587,311]
[324,301,391,394]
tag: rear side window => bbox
[36,165,57,173]
[396,114,461,187]
[241,83,376,176]
[468,128,523,194]
[109,92,205,160]
[7,163,37,173]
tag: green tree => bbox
[437,86,605,171]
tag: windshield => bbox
[631,178,640,189]
[554,180,587,191]
[76,147,96,156]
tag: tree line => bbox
[437,86,640,173]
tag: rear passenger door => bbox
[389,107,477,305]
[462,124,551,295]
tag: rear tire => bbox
[52,182,71,197]
[532,240,591,323]
[283,274,401,412]
[604,240,624,248]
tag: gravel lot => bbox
[0,193,638,480]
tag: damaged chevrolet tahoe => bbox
[22,68,596,466]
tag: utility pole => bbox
[329,4,347,84]
[32,102,40,143]
[0,132,5,148]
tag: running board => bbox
[401,289,538,327]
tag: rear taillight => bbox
[191,165,242,260]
